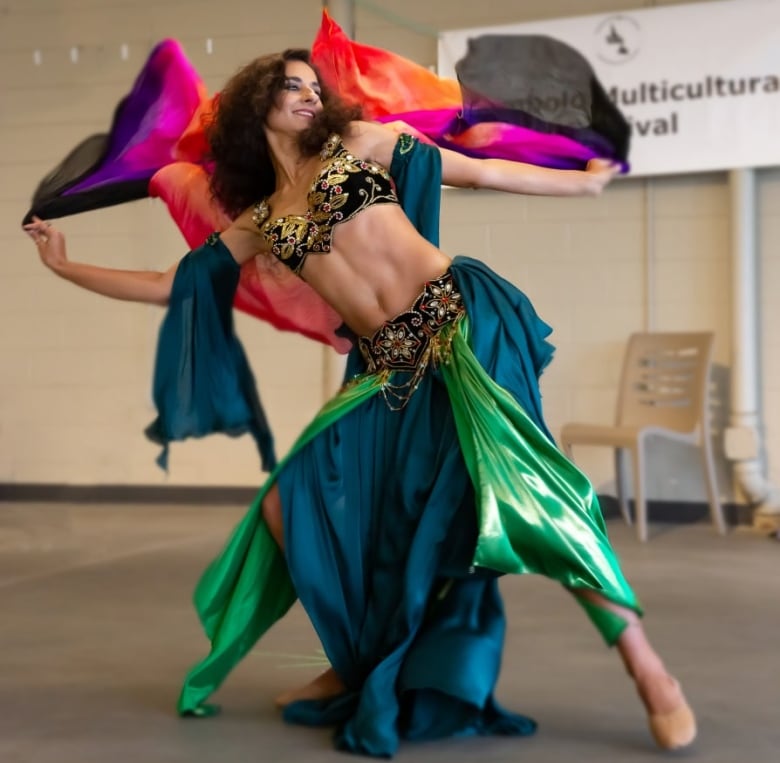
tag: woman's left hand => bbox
[585,158,622,194]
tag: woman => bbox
[25,49,695,756]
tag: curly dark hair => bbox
[206,49,362,218]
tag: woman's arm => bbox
[24,217,176,306]
[23,215,268,307]
[437,148,620,196]
[350,119,620,197]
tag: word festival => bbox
[626,111,679,137]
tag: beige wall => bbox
[0,0,777,500]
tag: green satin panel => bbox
[178,373,386,716]
[574,597,635,646]
[442,318,641,622]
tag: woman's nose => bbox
[302,86,319,102]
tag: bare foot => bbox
[634,670,697,750]
[274,667,346,708]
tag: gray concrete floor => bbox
[1,503,778,762]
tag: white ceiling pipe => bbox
[724,168,780,533]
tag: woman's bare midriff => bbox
[298,204,453,337]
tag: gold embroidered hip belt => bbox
[356,270,464,408]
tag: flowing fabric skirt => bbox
[178,255,640,757]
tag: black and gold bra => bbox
[251,134,400,275]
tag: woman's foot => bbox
[274,667,346,708]
[634,670,697,750]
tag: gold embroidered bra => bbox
[251,133,400,274]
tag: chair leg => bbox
[630,444,648,542]
[700,435,727,535]
[614,448,633,526]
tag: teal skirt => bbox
[178,256,639,757]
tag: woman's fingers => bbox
[23,216,54,245]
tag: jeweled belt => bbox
[358,269,464,408]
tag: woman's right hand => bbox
[22,215,173,305]
[23,216,69,274]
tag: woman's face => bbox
[265,59,323,135]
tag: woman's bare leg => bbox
[261,484,346,707]
[261,483,285,550]
[573,589,696,749]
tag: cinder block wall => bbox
[1,0,777,502]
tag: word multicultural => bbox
[608,75,779,106]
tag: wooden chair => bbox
[560,332,726,542]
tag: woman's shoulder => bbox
[343,120,405,169]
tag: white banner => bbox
[438,0,780,177]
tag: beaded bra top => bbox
[251,134,399,275]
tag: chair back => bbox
[616,332,714,435]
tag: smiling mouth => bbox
[294,110,316,118]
